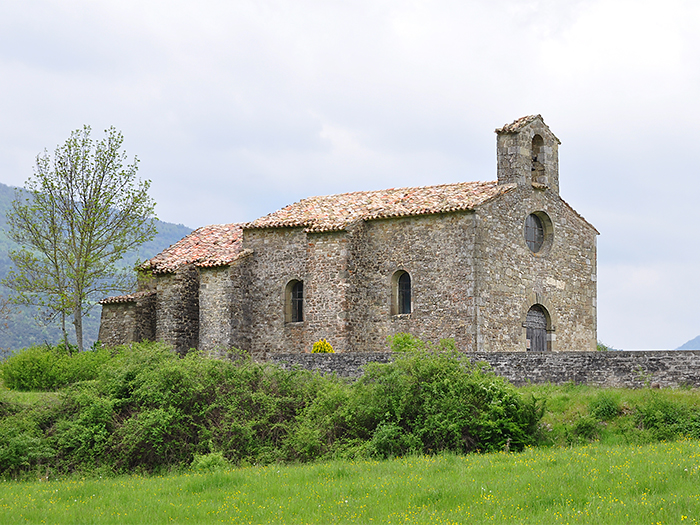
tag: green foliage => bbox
[1,344,110,391]
[311,338,334,353]
[12,339,700,479]
[634,393,700,440]
[0,339,545,477]
[521,383,700,447]
[388,332,457,353]
[572,416,600,442]
[0,391,59,476]
[589,391,621,420]
[0,180,191,352]
[387,332,426,352]
[191,451,231,473]
[4,127,157,351]
[6,442,700,523]
[293,342,544,459]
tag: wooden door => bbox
[526,305,547,352]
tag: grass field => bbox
[2,440,700,524]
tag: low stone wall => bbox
[266,352,392,378]
[266,351,700,388]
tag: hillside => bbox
[677,335,700,350]
[0,182,192,351]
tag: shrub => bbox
[387,333,425,352]
[590,391,621,420]
[633,393,700,441]
[293,342,544,459]
[572,416,600,442]
[1,347,58,391]
[191,451,230,473]
[0,339,545,475]
[1,344,111,391]
[312,339,334,353]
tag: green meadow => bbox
[1,441,700,524]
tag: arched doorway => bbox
[525,304,548,351]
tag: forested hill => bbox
[0,182,192,352]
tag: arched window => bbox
[525,304,549,351]
[285,280,304,323]
[391,271,411,315]
[531,134,545,184]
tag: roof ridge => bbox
[245,180,502,232]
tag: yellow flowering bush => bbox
[312,338,334,353]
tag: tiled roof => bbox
[142,223,245,273]
[245,181,513,233]
[99,290,156,305]
[495,114,542,134]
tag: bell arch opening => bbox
[531,134,546,185]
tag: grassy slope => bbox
[0,441,699,524]
[0,182,193,351]
[3,383,700,523]
[522,383,700,447]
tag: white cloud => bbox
[0,0,699,348]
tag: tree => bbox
[4,126,156,351]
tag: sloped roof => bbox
[99,290,155,305]
[495,114,561,144]
[135,177,595,276]
[142,223,245,274]
[244,181,513,233]
[495,114,542,134]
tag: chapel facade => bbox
[99,115,599,356]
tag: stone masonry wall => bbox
[155,265,200,355]
[475,185,597,352]
[267,351,700,388]
[135,292,157,342]
[199,265,233,356]
[99,302,138,347]
[98,293,156,347]
[199,252,254,357]
[244,213,480,355]
[497,118,560,195]
[267,352,392,378]
[348,213,478,352]
[305,230,352,352]
[244,227,316,357]
[228,254,254,354]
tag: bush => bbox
[312,339,334,353]
[590,391,621,420]
[191,451,230,473]
[1,344,111,391]
[1,346,58,391]
[633,393,700,441]
[0,338,544,476]
[572,416,600,442]
[292,341,544,459]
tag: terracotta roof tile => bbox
[245,181,513,232]
[142,223,244,273]
[495,114,542,134]
[99,290,156,304]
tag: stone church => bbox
[99,115,598,357]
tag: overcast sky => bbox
[1,0,699,349]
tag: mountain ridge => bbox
[676,335,700,351]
